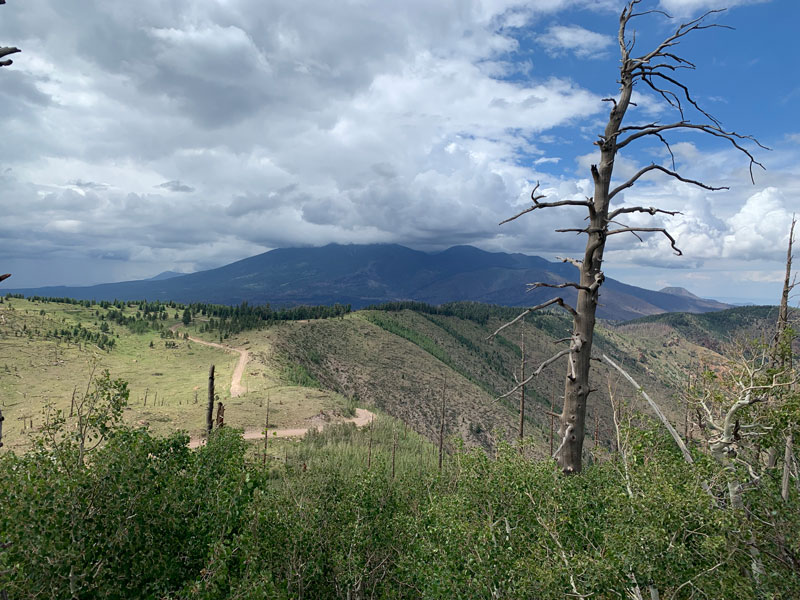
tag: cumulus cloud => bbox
[722,188,794,260]
[658,0,771,16]
[538,25,614,58]
[0,0,790,300]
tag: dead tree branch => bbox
[605,226,683,255]
[607,205,681,221]
[496,349,570,401]
[608,163,727,201]
[527,281,590,292]
[0,46,20,67]
[488,297,577,339]
[603,354,694,465]
[556,256,582,269]
[499,182,593,225]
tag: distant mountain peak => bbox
[147,271,186,281]
[659,286,700,299]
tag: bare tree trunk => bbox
[549,393,555,457]
[767,447,779,469]
[439,376,447,471]
[0,407,4,448]
[207,365,215,434]
[367,417,373,469]
[495,2,762,474]
[392,426,397,480]
[783,433,793,503]
[519,317,526,451]
[774,216,796,369]
[557,59,636,473]
[215,402,225,428]
[263,395,270,464]
[594,413,599,450]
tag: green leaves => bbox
[2,384,798,599]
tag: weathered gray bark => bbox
[603,354,694,465]
[518,317,525,448]
[782,433,793,503]
[773,216,796,369]
[207,364,215,434]
[497,0,762,473]
[438,376,446,470]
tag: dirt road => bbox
[189,408,375,448]
[171,324,248,398]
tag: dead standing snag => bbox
[496,1,764,474]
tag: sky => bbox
[1,0,797,304]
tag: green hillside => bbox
[1,296,724,456]
[617,305,800,353]
[2,296,798,599]
[268,303,723,455]
[0,296,353,451]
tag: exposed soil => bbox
[171,324,248,397]
[188,408,375,448]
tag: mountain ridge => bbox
[6,243,730,321]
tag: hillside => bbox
[238,303,727,454]
[0,297,354,451]
[4,298,796,599]
[5,244,730,321]
[0,296,728,456]
[616,305,800,354]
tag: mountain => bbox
[5,244,732,321]
[659,286,729,310]
[146,270,186,281]
[659,286,699,298]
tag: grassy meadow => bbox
[0,297,352,451]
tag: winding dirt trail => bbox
[188,408,375,449]
[171,324,248,397]
[171,323,376,449]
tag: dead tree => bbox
[215,402,225,428]
[207,365,215,434]
[439,376,447,471]
[772,216,796,369]
[518,317,526,450]
[495,0,764,474]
